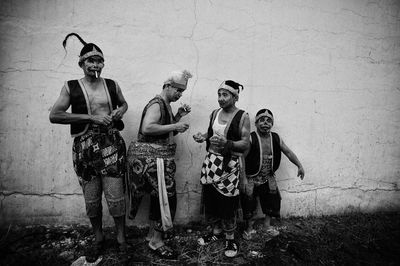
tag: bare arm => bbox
[174,103,191,122]
[110,83,128,120]
[49,85,112,125]
[281,140,305,179]
[232,113,251,153]
[141,103,189,135]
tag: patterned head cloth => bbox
[164,70,193,90]
[62,33,104,65]
[255,109,274,123]
[218,80,243,98]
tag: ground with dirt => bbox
[0,212,399,265]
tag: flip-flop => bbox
[148,243,177,259]
[242,229,257,240]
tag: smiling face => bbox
[81,56,104,77]
[256,115,274,134]
[218,89,236,109]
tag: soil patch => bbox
[0,212,399,265]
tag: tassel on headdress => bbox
[62,33,104,65]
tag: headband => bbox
[255,110,273,123]
[218,82,239,97]
[78,46,104,63]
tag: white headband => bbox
[79,46,104,63]
[255,111,273,122]
[218,82,239,97]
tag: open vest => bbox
[205,108,246,171]
[137,95,174,144]
[68,78,123,137]
[206,108,245,152]
[245,131,281,178]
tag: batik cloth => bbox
[72,125,126,182]
[200,152,240,197]
[251,154,278,192]
[127,142,177,220]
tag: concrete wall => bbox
[1,0,399,226]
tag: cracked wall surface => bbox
[1,0,400,226]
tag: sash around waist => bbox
[128,141,176,159]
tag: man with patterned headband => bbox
[193,80,250,258]
[49,33,128,260]
[127,70,192,259]
[241,108,305,240]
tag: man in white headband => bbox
[193,80,250,258]
[241,108,305,240]
[127,70,192,259]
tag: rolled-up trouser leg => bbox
[81,177,103,218]
[103,176,126,217]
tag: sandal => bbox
[149,243,177,259]
[242,229,257,240]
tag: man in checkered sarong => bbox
[193,80,250,258]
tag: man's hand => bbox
[193,132,206,143]
[177,103,191,117]
[111,108,124,121]
[209,133,227,149]
[240,180,254,197]
[298,166,305,180]
[175,122,189,133]
[90,114,112,125]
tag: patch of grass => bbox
[0,212,399,265]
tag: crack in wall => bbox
[0,191,82,199]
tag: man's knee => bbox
[85,199,102,218]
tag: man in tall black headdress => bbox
[49,33,128,258]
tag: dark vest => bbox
[137,95,174,144]
[69,79,123,136]
[245,131,281,177]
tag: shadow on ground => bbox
[1,212,399,265]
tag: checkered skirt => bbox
[200,152,240,197]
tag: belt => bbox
[89,124,117,135]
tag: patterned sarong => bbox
[72,127,126,182]
[127,141,176,220]
[200,152,240,197]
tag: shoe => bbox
[224,240,238,258]
[197,232,223,246]
[149,243,177,259]
[242,229,257,240]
